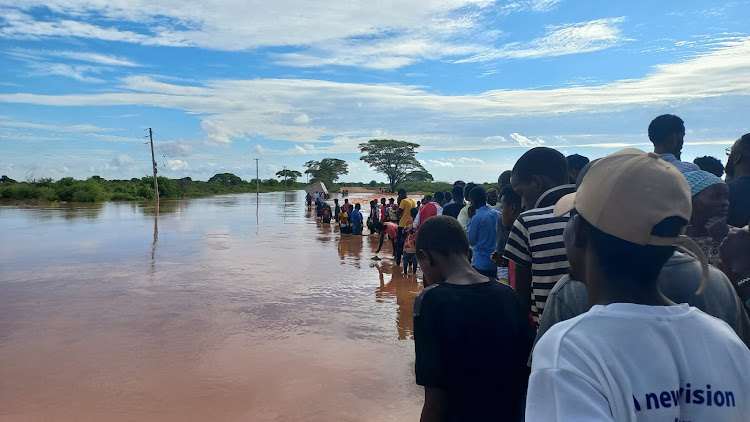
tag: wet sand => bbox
[0,192,423,421]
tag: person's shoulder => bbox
[414,284,441,317]
[686,308,750,350]
[532,312,591,370]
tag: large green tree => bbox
[359,139,432,192]
[275,169,302,185]
[303,159,348,187]
[208,173,244,185]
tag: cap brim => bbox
[553,192,576,217]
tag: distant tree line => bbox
[0,173,305,203]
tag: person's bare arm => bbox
[420,387,448,422]
[514,263,532,317]
[375,232,385,253]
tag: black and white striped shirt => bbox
[503,185,574,326]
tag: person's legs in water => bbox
[396,227,405,265]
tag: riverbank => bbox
[0,174,305,203]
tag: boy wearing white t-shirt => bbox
[526,149,750,422]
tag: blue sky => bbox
[1,0,749,183]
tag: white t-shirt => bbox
[527,303,750,422]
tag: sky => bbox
[1,0,749,184]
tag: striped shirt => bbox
[503,185,574,326]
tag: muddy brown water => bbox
[0,192,423,421]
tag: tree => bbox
[359,139,430,192]
[275,169,302,185]
[401,170,434,183]
[208,173,244,185]
[303,159,348,187]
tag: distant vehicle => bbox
[304,181,328,197]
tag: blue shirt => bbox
[350,209,363,226]
[467,205,501,271]
[658,153,700,174]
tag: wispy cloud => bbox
[510,132,545,147]
[1,37,749,154]
[458,17,628,63]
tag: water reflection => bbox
[373,261,422,340]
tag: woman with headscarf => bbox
[684,170,739,267]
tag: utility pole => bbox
[254,158,259,197]
[283,166,287,190]
[149,128,159,203]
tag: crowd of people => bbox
[411,115,750,421]
[305,115,750,421]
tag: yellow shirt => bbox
[398,198,416,227]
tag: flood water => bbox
[0,192,423,421]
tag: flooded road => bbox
[0,192,423,421]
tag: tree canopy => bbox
[303,159,348,187]
[358,139,432,192]
[276,169,302,184]
[208,173,244,185]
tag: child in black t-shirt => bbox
[413,216,534,422]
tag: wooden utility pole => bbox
[149,128,159,203]
[254,158,259,196]
[283,166,287,190]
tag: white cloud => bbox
[52,51,142,67]
[0,116,111,132]
[28,62,105,82]
[458,157,485,163]
[0,1,493,51]
[0,1,578,71]
[108,154,137,169]
[1,37,749,153]
[458,17,627,63]
[428,159,454,167]
[293,113,311,124]
[253,144,271,154]
[158,140,193,157]
[483,135,509,143]
[167,159,188,170]
[510,132,545,147]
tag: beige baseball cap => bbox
[554,148,709,293]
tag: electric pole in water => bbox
[149,128,159,203]
[254,158,259,196]
[283,166,287,190]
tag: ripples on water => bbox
[0,192,423,421]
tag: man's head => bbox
[375,221,386,232]
[486,188,499,206]
[469,186,487,208]
[381,197,386,205]
[693,156,724,178]
[344,198,349,203]
[334,198,339,203]
[398,188,407,200]
[453,180,466,188]
[684,170,729,228]
[355,203,361,210]
[498,170,512,190]
[463,182,478,201]
[554,149,705,303]
[416,216,471,285]
[424,194,433,203]
[567,154,590,184]
[410,207,418,219]
[451,185,465,204]
[500,186,522,229]
[389,198,395,204]
[726,133,750,180]
[434,191,445,205]
[648,114,686,158]
[444,191,453,204]
[511,147,568,210]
